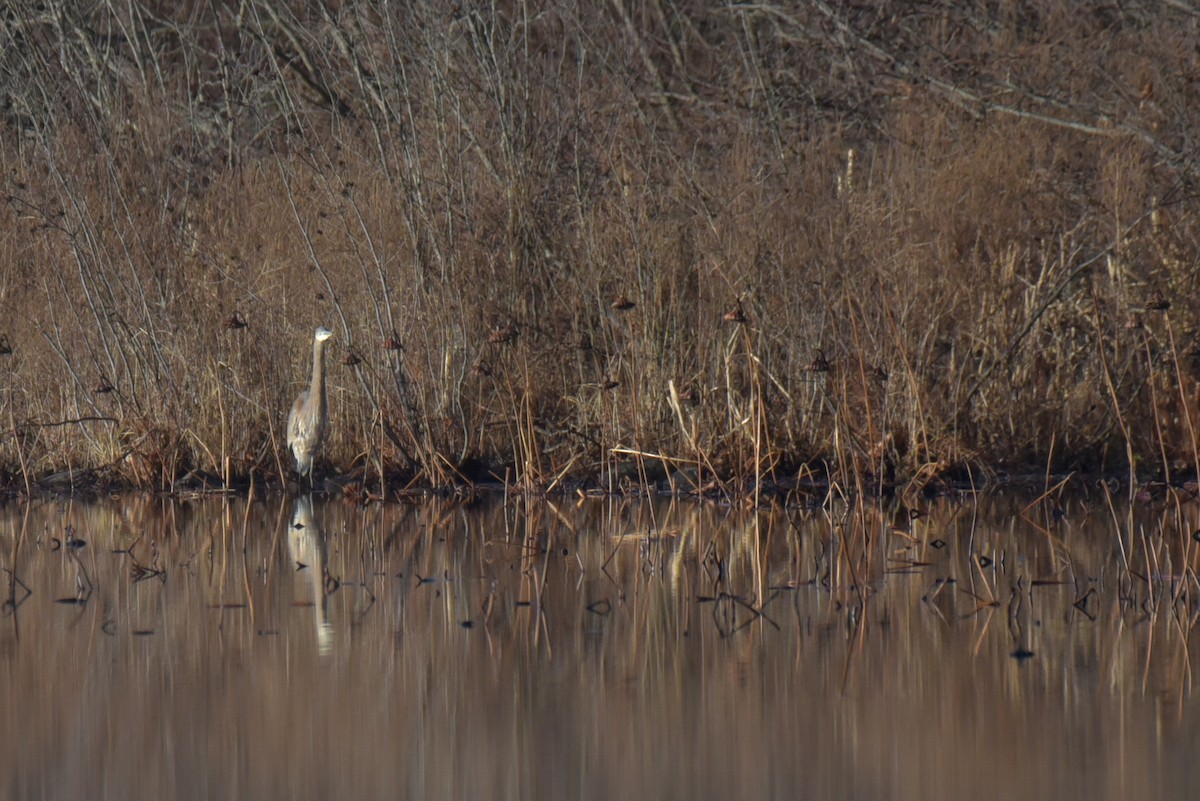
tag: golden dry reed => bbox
[0,1,1198,492]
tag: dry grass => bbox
[1,1,1199,492]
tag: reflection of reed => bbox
[290,496,333,655]
[6,494,1200,799]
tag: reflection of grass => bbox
[10,492,1197,658]
[4,493,1197,801]
[4,490,1199,701]
[1,6,1199,491]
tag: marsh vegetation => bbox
[1,2,1199,492]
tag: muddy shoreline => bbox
[2,461,1182,505]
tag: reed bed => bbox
[0,1,1199,492]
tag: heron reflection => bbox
[289,496,336,655]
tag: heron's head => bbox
[315,326,334,342]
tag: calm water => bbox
[2,490,1199,800]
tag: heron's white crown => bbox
[315,326,334,341]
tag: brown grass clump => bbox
[0,1,1199,493]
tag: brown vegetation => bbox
[1,1,1199,492]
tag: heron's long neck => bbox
[310,337,327,403]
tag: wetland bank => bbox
[3,490,1200,800]
[5,4,1200,794]
[6,4,1200,794]
[3,2,1200,494]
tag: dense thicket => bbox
[1,1,1198,490]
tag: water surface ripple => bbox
[2,492,1198,800]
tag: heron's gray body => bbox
[287,326,333,478]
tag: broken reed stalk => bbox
[1098,478,1132,578]
[1158,314,1200,605]
[9,410,32,498]
[846,299,880,493]
[1164,315,1200,487]
[1093,293,1136,502]
[1139,328,1172,485]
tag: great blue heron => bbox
[287,325,333,481]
